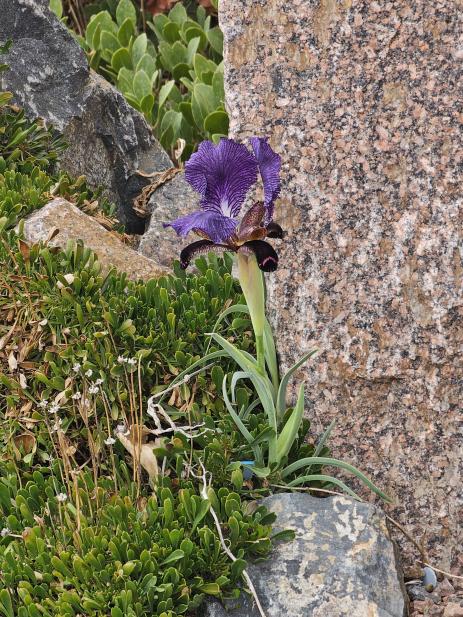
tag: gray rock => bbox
[138,172,198,268]
[201,493,407,617]
[0,0,172,231]
[0,0,88,130]
[60,72,172,232]
[406,583,440,603]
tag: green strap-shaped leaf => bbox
[281,457,391,502]
[263,318,279,392]
[276,383,305,463]
[222,374,254,444]
[285,474,361,500]
[276,350,317,418]
[311,419,336,461]
[210,333,276,434]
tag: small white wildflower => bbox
[104,436,116,446]
[72,392,81,400]
[117,355,126,364]
[95,378,104,386]
[1,527,10,537]
[38,399,48,409]
[49,404,60,414]
[56,493,67,503]
[88,384,99,394]
[127,358,137,366]
[85,369,93,378]
[72,363,81,373]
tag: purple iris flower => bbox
[164,137,284,272]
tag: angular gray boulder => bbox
[202,493,407,617]
[0,0,172,232]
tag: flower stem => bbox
[255,333,265,376]
[237,253,266,376]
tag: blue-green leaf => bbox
[276,350,317,418]
[276,383,305,462]
[116,0,136,27]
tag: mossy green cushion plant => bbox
[0,465,275,617]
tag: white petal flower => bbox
[117,356,126,364]
[1,527,10,537]
[95,378,104,385]
[127,358,137,366]
[72,392,81,400]
[49,404,60,414]
[56,493,67,503]
[85,369,93,378]
[38,399,48,409]
[104,436,116,446]
[72,363,81,373]
[88,384,99,394]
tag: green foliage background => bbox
[76,0,228,160]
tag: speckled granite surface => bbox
[220,0,462,573]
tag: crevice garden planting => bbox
[0,5,418,617]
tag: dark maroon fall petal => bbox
[179,240,235,269]
[240,240,279,272]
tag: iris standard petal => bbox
[239,240,279,272]
[163,210,237,243]
[185,139,258,218]
[180,240,234,270]
[249,137,281,223]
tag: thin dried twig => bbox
[146,399,211,440]
[133,167,182,218]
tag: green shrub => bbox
[0,465,275,616]
[80,0,227,159]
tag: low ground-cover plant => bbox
[75,0,226,159]
[0,86,252,479]
[0,462,276,616]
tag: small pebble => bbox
[423,566,438,592]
